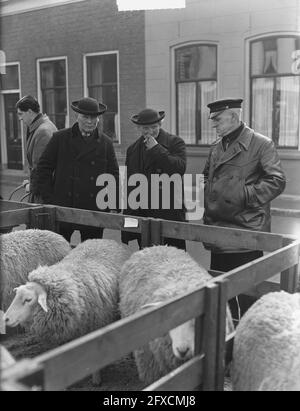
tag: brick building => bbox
[1,0,300,198]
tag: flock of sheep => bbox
[0,228,300,391]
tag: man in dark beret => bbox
[203,98,286,317]
[37,97,120,242]
[121,108,187,250]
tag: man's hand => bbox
[144,135,158,150]
[22,179,30,192]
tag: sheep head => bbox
[141,302,195,361]
[4,282,47,327]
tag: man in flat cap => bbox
[121,108,187,250]
[37,97,120,242]
[203,98,286,317]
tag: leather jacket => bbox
[203,124,286,252]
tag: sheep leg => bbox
[92,371,102,386]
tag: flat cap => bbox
[207,98,243,119]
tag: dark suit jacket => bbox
[122,128,186,243]
[37,123,119,212]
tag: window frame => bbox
[83,51,121,144]
[37,56,69,129]
[0,61,24,166]
[249,34,300,150]
[173,42,218,147]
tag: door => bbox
[4,93,22,169]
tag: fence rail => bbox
[0,201,299,391]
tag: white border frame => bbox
[83,50,121,144]
[170,41,220,141]
[0,61,24,166]
[37,56,70,128]
[245,31,300,151]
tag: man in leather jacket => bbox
[203,98,286,317]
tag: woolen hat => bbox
[208,98,243,119]
[131,108,165,125]
[71,97,107,116]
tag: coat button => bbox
[90,176,95,181]
[91,161,95,165]
[68,192,72,197]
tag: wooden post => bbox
[92,371,102,386]
[140,219,151,248]
[43,206,57,232]
[150,219,162,245]
[280,238,300,293]
[202,283,219,391]
[214,278,228,391]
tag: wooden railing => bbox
[1,202,299,391]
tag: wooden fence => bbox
[0,201,299,391]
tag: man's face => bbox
[77,113,99,135]
[138,123,160,139]
[17,109,34,127]
[210,111,235,137]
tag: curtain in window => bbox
[200,81,217,144]
[252,78,273,138]
[277,38,296,74]
[178,82,196,144]
[277,76,299,147]
[87,57,103,101]
[251,41,264,75]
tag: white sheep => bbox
[0,229,71,311]
[4,239,131,347]
[232,291,300,391]
[119,245,234,385]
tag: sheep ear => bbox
[37,293,48,313]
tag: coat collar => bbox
[212,125,254,168]
[71,123,102,160]
[28,114,47,134]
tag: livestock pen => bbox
[0,202,299,391]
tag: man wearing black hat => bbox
[203,98,286,317]
[37,97,120,242]
[121,108,187,250]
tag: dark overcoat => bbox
[203,124,286,252]
[37,123,119,211]
[121,128,186,243]
[26,114,57,200]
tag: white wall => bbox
[145,0,300,132]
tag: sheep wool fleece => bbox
[0,229,71,310]
[27,239,131,346]
[119,245,212,384]
[232,291,300,391]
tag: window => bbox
[175,44,217,145]
[38,58,68,130]
[0,63,23,170]
[85,52,119,142]
[250,36,300,148]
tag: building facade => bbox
[1,0,300,196]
